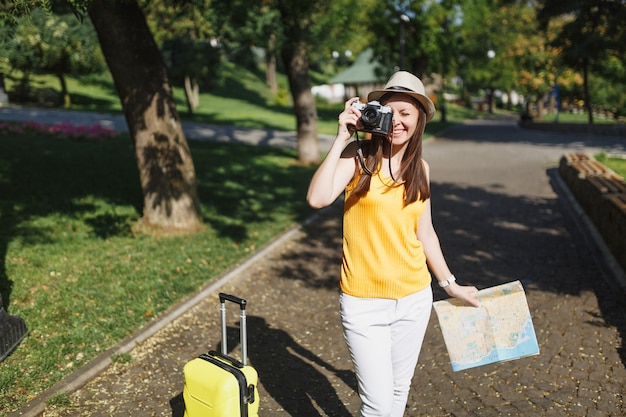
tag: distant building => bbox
[329,49,387,101]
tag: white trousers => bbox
[340,287,433,417]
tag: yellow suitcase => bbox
[183,293,260,417]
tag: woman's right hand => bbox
[336,97,363,144]
[307,98,362,208]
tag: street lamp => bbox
[332,50,352,65]
[487,49,495,113]
[399,14,410,70]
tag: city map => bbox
[433,280,540,372]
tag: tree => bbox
[365,0,472,121]
[367,0,423,79]
[273,0,371,164]
[1,6,104,106]
[537,0,626,124]
[212,0,322,164]
[2,0,204,230]
[508,5,572,119]
[272,0,321,165]
[86,0,203,230]
[426,0,465,121]
[456,0,504,112]
[161,36,222,115]
[212,0,368,165]
[211,0,281,94]
[593,54,626,118]
[142,0,222,115]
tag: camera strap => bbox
[355,132,400,183]
[355,132,374,176]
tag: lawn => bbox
[0,123,317,414]
[596,153,626,178]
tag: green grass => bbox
[596,153,626,178]
[3,63,346,134]
[3,62,479,137]
[534,110,619,125]
[0,130,317,414]
[46,392,73,408]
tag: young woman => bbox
[307,71,480,417]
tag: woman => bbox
[307,71,480,417]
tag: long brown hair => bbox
[350,96,430,205]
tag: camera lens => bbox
[361,107,381,126]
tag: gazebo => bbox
[330,49,387,101]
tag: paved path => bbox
[0,104,335,150]
[6,108,626,416]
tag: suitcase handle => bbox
[207,350,244,369]
[219,293,247,309]
[218,292,248,366]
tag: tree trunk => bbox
[184,75,200,115]
[281,40,320,165]
[275,2,320,165]
[18,72,30,102]
[88,0,203,230]
[536,95,545,120]
[487,88,494,113]
[583,62,594,125]
[266,33,278,95]
[56,71,70,108]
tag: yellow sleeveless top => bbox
[340,171,431,299]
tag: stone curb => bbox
[554,163,626,299]
[558,153,626,277]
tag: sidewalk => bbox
[0,104,335,150]
[6,110,626,416]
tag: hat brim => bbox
[367,89,436,122]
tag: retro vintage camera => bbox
[351,100,393,136]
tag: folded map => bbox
[433,280,540,372]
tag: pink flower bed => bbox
[0,120,119,140]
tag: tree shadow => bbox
[0,134,143,310]
[192,141,316,242]
[246,316,355,416]
[240,203,344,291]
[66,93,119,111]
[169,317,356,417]
[0,131,316,310]
[271,169,626,368]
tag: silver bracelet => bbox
[438,275,456,288]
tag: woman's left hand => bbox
[444,282,480,307]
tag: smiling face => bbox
[381,93,422,147]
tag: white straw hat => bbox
[367,71,436,122]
